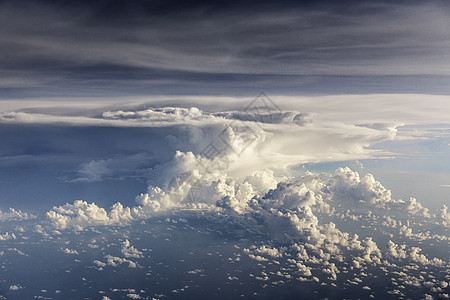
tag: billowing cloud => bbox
[0,208,34,221]
[46,200,148,230]
[121,239,143,258]
[0,103,401,172]
[0,96,449,299]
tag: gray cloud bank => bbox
[0,0,449,97]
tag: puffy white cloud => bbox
[62,248,79,255]
[361,237,382,264]
[93,260,106,268]
[46,201,110,230]
[103,255,137,268]
[33,224,50,237]
[330,167,431,216]
[46,199,158,230]
[392,197,430,217]
[262,181,316,210]
[42,162,447,283]
[9,284,23,291]
[121,240,143,259]
[438,205,450,227]
[254,245,283,258]
[187,269,204,274]
[0,232,16,241]
[322,262,340,280]
[385,239,446,267]
[248,254,269,262]
[331,167,392,206]
[386,240,408,259]
[43,160,447,287]
[103,107,207,124]
[0,208,34,221]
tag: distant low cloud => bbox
[9,284,24,291]
[71,160,112,182]
[121,239,143,258]
[0,208,34,221]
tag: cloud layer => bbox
[0,0,449,96]
[0,96,448,299]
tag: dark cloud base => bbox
[1,75,449,99]
[1,0,449,98]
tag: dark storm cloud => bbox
[0,0,449,97]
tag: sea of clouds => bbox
[0,94,449,299]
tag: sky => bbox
[0,0,449,97]
[0,0,449,299]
